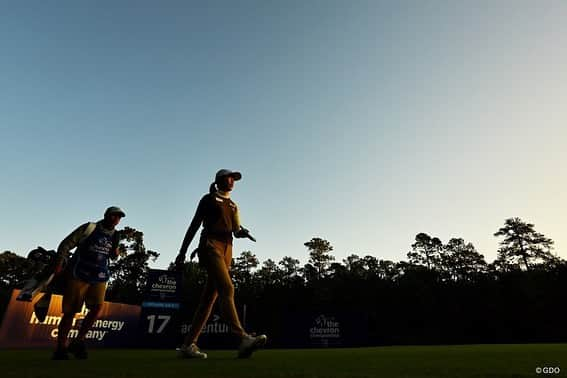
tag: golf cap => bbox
[104,206,126,218]
[215,169,242,181]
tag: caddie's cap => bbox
[215,169,242,181]
[104,206,126,218]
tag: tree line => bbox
[1,217,565,345]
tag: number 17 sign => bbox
[139,269,182,348]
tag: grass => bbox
[2,344,566,378]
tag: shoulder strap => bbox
[78,222,97,245]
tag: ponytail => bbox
[209,182,217,194]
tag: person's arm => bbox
[110,231,121,260]
[232,204,256,241]
[175,197,206,267]
[54,223,88,274]
[232,203,242,235]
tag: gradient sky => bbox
[1,1,566,269]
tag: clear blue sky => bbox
[2,1,566,268]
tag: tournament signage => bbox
[179,313,233,348]
[0,290,141,348]
[139,269,183,348]
[309,314,342,347]
[180,314,229,335]
[145,269,182,302]
[276,310,369,348]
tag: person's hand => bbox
[234,227,248,238]
[235,226,256,242]
[174,253,186,271]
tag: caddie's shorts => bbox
[62,275,106,314]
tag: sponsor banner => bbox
[139,269,183,348]
[145,269,182,303]
[276,310,369,348]
[141,302,181,310]
[179,313,235,349]
[309,314,342,347]
[138,305,182,348]
[0,290,141,348]
[138,307,233,349]
[308,311,369,347]
[180,314,230,337]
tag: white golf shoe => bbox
[176,343,207,359]
[238,334,267,358]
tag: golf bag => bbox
[16,223,97,322]
[16,246,59,302]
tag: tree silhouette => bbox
[407,233,443,270]
[375,259,399,281]
[304,237,335,281]
[256,258,283,288]
[278,256,303,287]
[494,218,557,271]
[231,250,259,290]
[0,251,35,288]
[107,227,159,304]
[443,238,487,281]
[343,254,367,278]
